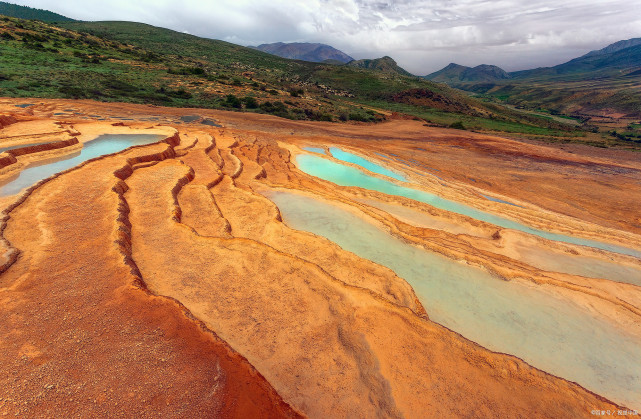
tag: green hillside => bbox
[346,56,413,76]
[0,15,580,136]
[60,21,424,99]
[59,20,579,134]
[0,1,74,22]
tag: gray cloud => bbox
[11,0,641,74]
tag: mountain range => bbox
[427,63,510,84]
[346,56,413,76]
[426,38,641,83]
[425,38,641,117]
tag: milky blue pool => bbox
[329,147,407,181]
[268,189,641,409]
[302,146,326,154]
[0,134,165,197]
[295,153,641,259]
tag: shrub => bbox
[243,96,258,109]
[58,85,89,99]
[449,121,466,130]
[164,89,192,99]
[24,42,46,50]
[223,94,242,108]
[348,113,367,122]
[103,78,137,93]
[260,101,290,118]
[140,52,162,63]
[289,88,304,97]
[167,67,207,76]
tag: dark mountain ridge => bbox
[425,38,641,117]
[251,42,354,64]
[513,38,641,78]
[346,56,413,76]
[427,37,641,83]
[0,1,74,22]
[427,63,510,83]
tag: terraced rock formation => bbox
[2,98,640,416]
[0,122,300,417]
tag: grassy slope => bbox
[462,72,641,118]
[0,16,580,136]
[60,21,581,135]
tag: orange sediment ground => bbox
[0,120,300,417]
[1,98,639,416]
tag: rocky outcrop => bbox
[5,137,79,157]
[0,115,17,129]
[391,88,475,113]
[0,154,17,170]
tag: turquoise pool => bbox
[0,134,165,197]
[329,147,407,182]
[268,189,641,409]
[302,146,326,154]
[295,153,641,259]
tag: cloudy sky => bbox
[12,0,641,74]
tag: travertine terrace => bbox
[1,98,640,417]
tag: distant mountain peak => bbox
[583,38,641,58]
[443,63,467,70]
[426,63,509,84]
[346,56,413,76]
[251,42,353,64]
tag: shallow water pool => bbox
[480,193,521,207]
[0,134,165,197]
[268,189,641,409]
[302,146,325,154]
[329,147,407,181]
[295,153,641,259]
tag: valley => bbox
[426,38,641,128]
